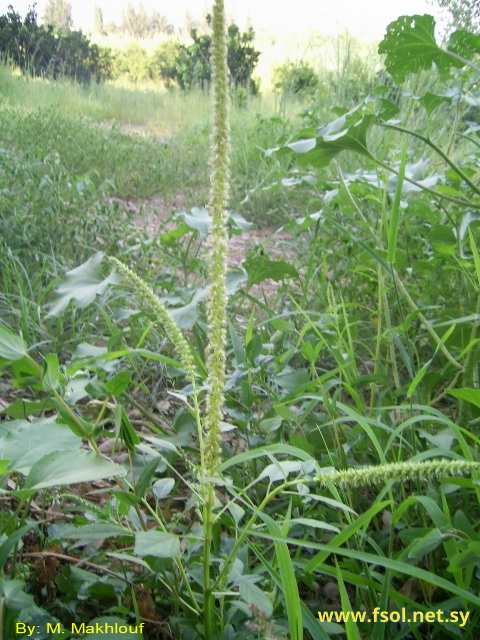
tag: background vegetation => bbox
[0,3,480,640]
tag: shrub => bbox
[273,61,319,96]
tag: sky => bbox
[2,0,440,41]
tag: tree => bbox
[93,3,105,36]
[43,0,73,32]
[0,5,110,82]
[427,0,480,32]
[118,3,173,38]
[171,19,260,91]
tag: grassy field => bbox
[1,14,480,639]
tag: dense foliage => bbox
[42,0,73,33]
[0,5,111,82]
[172,21,260,92]
[427,0,480,31]
[1,7,480,640]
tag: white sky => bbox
[2,0,438,41]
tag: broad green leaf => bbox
[0,418,79,475]
[160,223,190,245]
[165,287,207,329]
[0,578,35,610]
[48,252,120,317]
[0,325,27,362]
[228,210,254,233]
[243,254,299,286]
[0,460,10,474]
[279,104,375,168]
[258,460,317,483]
[42,354,61,392]
[273,369,311,391]
[106,371,132,397]
[418,428,455,450]
[406,528,446,562]
[378,14,463,83]
[134,530,180,559]
[447,542,480,571]
[420,90,456,116]
[238,577,273,617]
[152,477,175,500]
[174,206,210,238]
[447,29,480,59]
[227,502,245,525]
[25,450,124,489]
[0,523,37,570]
[0,397,56,419]
[448,388,480,409]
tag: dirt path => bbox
[111,193,295,270]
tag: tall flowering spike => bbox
[204,0,230,476]
[108,257,197,387]
[316,460,480,488]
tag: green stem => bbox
[378,121,480,197]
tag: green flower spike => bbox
[317,459,480,488]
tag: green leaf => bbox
[49,523,132,545]
[228,210,254,233]
[406,528,446,561]
[0,578,35,610]
[42,354,61,392]
[0,325,27,362]
[387,143,407,264]
[106,371,132,397]
[165,287,208,329]
[114,405,140,452]
[0,460,10,474]
[152,477,175,500]
[448,388,480,409]
[134,530,180,559]
[135,458,163,499]
[279,103,376,169]
[447,29,480,59]
[447,541,480,571]
[273,369,311,391]
[0,418,80,475]
[0,397,56,419]
[420,90,456,116]
[258,513,302,640]
[238,577,273,617]
[25,450,124,489]
[258,459,317,483]
[219,443,316,473]
[0,523,37,571]
[174,206,211,238]
[378,14,463,83]
[336,561,361,640]
[243,254,299,286]
[48,252,120,317]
